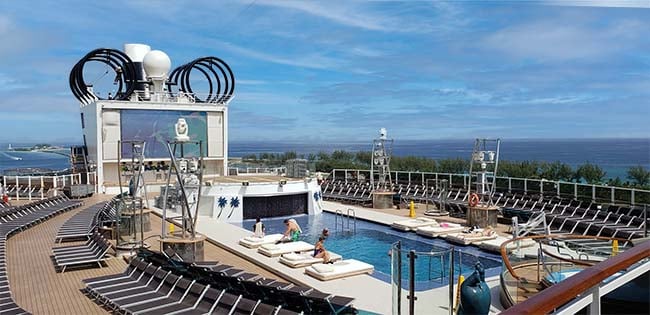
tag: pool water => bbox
[234,213,503,290]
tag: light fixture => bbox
[279,180,287,186]
[242,181,249,186]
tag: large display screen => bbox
[120,109,207,158]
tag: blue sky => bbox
[0,0,648,143]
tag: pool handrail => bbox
[500,234,632,281]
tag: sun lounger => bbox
[83,259,147,286]
[98,270,172,305]
[257,241,314,257]
[478,236,536,253]
[391,217,438,231]
[305,259,374,281]
[56,243,111,272]
[238,234,284,249]
[136,282,210,315]
[279,252,342,268]
[86,265,159,297]
[105,274,183,310]
[445,230,498,245]
[415,222,465,238]
[120,279,196,315]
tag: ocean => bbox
[1,139,648,180]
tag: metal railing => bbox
[501,240,650,315]
[334,208,356,233]
[1,171,97,201]
[391,241,456,315]
[80,91,233,107]
[329,169,650,205]
[227,167,286,176]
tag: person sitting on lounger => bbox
[277,219,301,243]
[252,217,265,237]
[313,236,332,263]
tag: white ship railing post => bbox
[14,176,18,201]
[28,176,31,201]
[40,176,44,199]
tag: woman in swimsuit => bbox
[313,236,331,263]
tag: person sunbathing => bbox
[313,236,332,263]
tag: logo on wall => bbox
[216,197,228,218]
[228,197,240,219]
[313,191,321,201]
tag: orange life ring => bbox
[468,193,480,207]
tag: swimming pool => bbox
[234,213,503,290]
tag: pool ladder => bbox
[335,208,356,234]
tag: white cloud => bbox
[544,0,650,8]
[220,41,342,70]
[0,73,30,91]
[255,1,391,31]
[481,17,648,61]
[236,79,267,85]
[254,0,452,34]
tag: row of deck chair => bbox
[0,235,27,315]
[52,232,112,272]
[543,207,645,240]
[0,185,46,199]
[458,191,648,240]
[54,198,116,243]
[321,181,373,206]
[141,249,357,314]
[0,196,82,314]
[84,257,303,315]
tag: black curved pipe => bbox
[70,49,235,105]
[69,48,137,104]
[166,56,235,104]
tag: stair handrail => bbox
[501,239,650,315]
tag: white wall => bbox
[81,104,98,166]
[207,112,224,157]
[102,109,121,160]
[198,180,323,222]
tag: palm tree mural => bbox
[217,197,227,218]
[228,196,240,218]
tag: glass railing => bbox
[391,241,490,315]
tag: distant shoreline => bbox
[1,137,649,147]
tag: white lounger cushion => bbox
[415,223,465,238]
[478,236,536,253]
[238,234,284,248]
[445,231,498,245]
[279,252,342,268]
[391,217,438,231]
[313,264,335,273]
[305,259,374,281]
[257,241,314,257]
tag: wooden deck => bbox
[7,195,291,315]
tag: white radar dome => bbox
[124,43,151,62]
[143,50,171,79]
